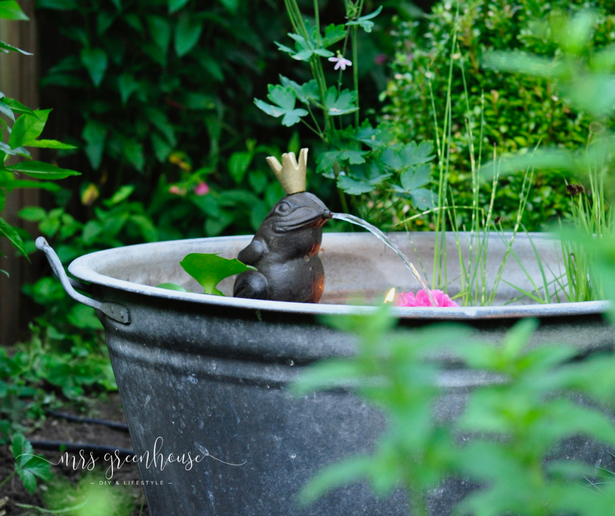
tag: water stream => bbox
[330,213,438,307]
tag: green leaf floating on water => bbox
[157,282,188,292]
[180,253,255,296]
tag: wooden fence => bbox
[0,1,42,346]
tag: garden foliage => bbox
[0,314,116,445]
[0,0,116,451]
[384,0,615,230]
[0,0,108,448]
[295,308,615,516]
[256,0,439,229]
[42,472,136,516]
[35,0,322,239]
[0,0,79,274]
[477,7,615,303]
[8,433,52,494]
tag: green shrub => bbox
[383,0,615,230]
[34,0,419,236]
[35,0,303,237]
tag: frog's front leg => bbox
[233,270,269,300]
[237,238,267,266]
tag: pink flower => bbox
[395,289,458,308]
[194,182,210,196]
[328,53,352,71]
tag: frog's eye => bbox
[276,202,291,215]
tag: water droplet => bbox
[290,453,297,459]
[287,359,294,366]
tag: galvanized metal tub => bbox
[38,232,612,516]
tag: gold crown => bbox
[266,148,308,195]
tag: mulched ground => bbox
[0,393,150,516]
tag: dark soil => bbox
[0,393,150,516]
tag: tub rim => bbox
[67,233,611,320]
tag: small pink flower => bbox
[328,52,352,71]
[395,289,458,308]
[194,182,210,196]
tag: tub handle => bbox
[36,237,131,325]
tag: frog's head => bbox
[265,192,331,234]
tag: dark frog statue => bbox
[233,149,331,303]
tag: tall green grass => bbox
[557,134,613,303]
[395,5,614,308]
[399,18,536,307]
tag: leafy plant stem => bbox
[430,15,457,290]
[284,0,305,39]
[394,206,481,227]
[0,470,16,490]
[299,117,321,137]
[337,31,351,93]
[429,77,445,289]
[283,0,330,135]
[351,25,359,128]
[311,57,331,134]
[306,104,326,140]
[333,160,350,213]
[308,0,332,133]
